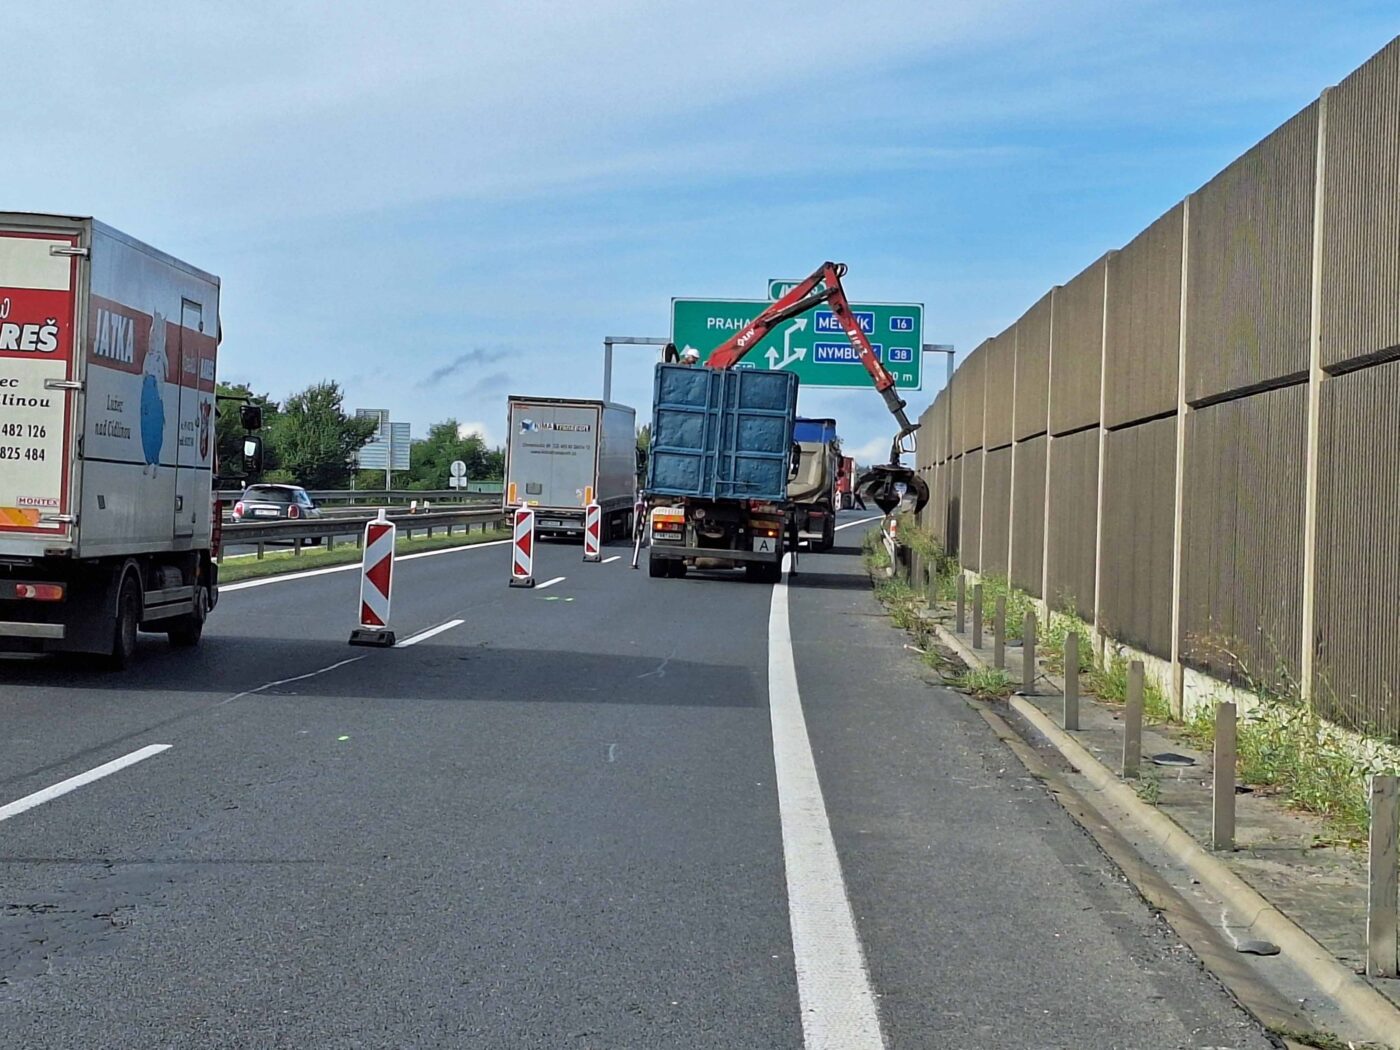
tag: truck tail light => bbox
[10,583,64,601]
[750,522,781,538]
[749,500,780,514]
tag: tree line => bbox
[216,380,505,490]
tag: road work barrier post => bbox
[1063,632,1080,730]
[349,509,397,647]
[1122,660,1144,778]
[993,595,1006,669]
[1212,701,1237,851]
[972,584,983,649]
[956,575,966,633]
[583,502,602,563]
[1367,774,1399,978]
[1021,612,1036,694]
[510,507,536,588]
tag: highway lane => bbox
[0,515,1272,1047]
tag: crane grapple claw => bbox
[855,463,929,516]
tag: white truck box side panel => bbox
[77,226,218,557]
[0,223,82,552]
[597,404,637,509]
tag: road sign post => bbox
[672,297,924,390]
[349,509,397,647]
[510,507,536,587]
[583,502,602,562]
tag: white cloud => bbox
[457,421,494,446]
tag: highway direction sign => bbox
[671,297,924,390]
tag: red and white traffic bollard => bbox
[510,506,536,587]
[349,509,397,646]
[583,502,602,562]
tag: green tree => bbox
[636,423,651,451]
[406,420,500,489]
[265,381,377,489]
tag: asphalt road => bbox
[0,512,1272,1048]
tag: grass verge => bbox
[218,527,510,583]
[954,667,1014,701]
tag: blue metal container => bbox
[793,417,838,444]
[646,364,800,502]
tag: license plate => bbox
[541,520,567,528]
[752,536,778,554]
[254,509,279,517]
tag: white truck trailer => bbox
[0,214,224,665]
[504,396,637,541]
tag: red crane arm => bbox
[703,261,918,448]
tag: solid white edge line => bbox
[221,538,512,592]
[769,555,885,1049]
[394,618,466,648]
[0,744,173,823]
[833,516,882,532]
[535,576,566,590]
[601,555,621,564]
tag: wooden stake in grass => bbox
[993,594,1006,669]
[1212,701,1236,851]
[1021,612,1036,695]
[1063,632,1080,731]
[1368,774,1399,978]
[1122,660,1143,779]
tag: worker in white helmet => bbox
[680,346,701,366]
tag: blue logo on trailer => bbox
[813,342,882,363]
[813,310,874,335]
[887,346,914,363]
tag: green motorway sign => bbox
[671,296,924,390]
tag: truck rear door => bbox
[508,402,601,510]
[0,226,80,543]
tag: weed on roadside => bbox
[1134,770,1162,806]
[953,667,1014,701]
[1086,650,1173,725]
[1042,607,1093,675]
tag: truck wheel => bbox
[167,585,208,648]
[821,515,835,551]
[668,560,687,579]
[648,554,668,578]
[106,576,141,670]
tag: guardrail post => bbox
[1368,773,1399,978]
[293,537,302,557]
[1022,612,1036,694]
[956,575,966,632]
[1064,632,1079,730]
[355,531,362,549]
[327,533,335,551]
[256,541,265,560]
[1212,701,1237,850]
[1122,660,1144,778]
[993,595,1006,669]
[972,584,983,649]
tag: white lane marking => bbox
[834,516,882,532]
[394,618,465,648]
[222,538,512,592]
[769,553,885,1049]
[217,655,367,706]
[0,745,172,824]
[601,555,621,564]
[607,743,617,763]
[535,576,566,590]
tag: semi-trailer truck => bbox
[0,213,237,666]
[503,396,637,540]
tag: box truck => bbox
[788,417,841,551]
[645,364,799,582]
[0,214,226,665]
[504,396,637,540]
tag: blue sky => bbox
[7,2,1396,463]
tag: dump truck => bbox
[0,213,246,665]
[789,417,840,550]
[504,396,637,540]
[644,364,799,582]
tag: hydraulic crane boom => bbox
[701,261,928,514]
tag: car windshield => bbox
[243,486,296,503]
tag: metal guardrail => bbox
[220,507,506,558]
[217,488,501,504]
